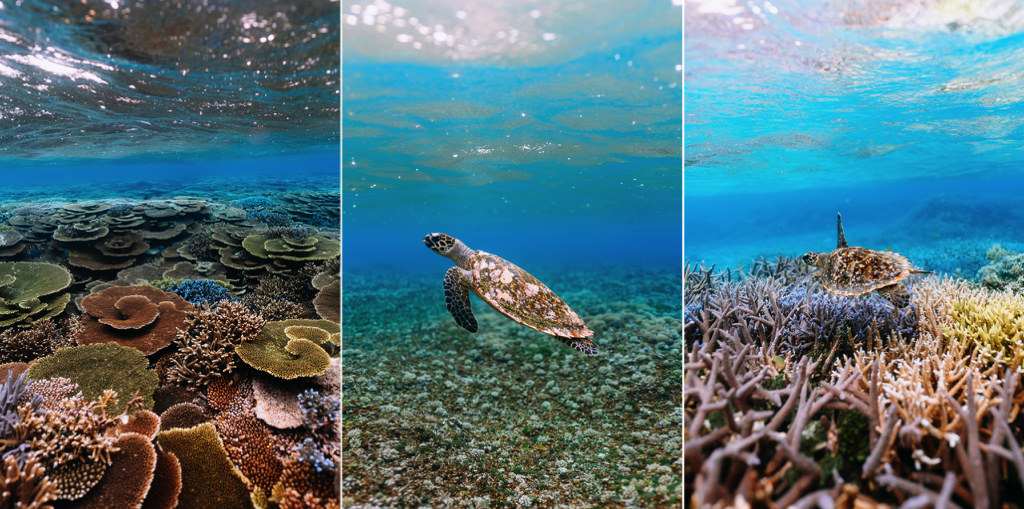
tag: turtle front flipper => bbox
[558,336,598,356]
[877,283,911,308]
[444,266,478,332]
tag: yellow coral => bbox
[947,294,1024,370]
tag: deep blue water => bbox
[686,0,1024,275]
[343,0,683,273]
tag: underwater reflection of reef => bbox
[0,190,339,508]
[343,265,682,507]
[686,254,1024,507]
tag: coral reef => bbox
[0,191,338,509]
[151,278,236,306]
[0,318,77,364]
[684,249,1024,507]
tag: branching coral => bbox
[0,317,77,364]
[0,455,56,509]
[152,278,236,306]
[165,301,266,388]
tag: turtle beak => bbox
[423,233,442,251]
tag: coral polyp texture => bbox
[0,190,338,507]
[236,319,339,379]
[685,251,1024,507]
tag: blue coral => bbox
[296,437,334,473]
[163,279,236,306]
[233,196,275,211]
[297,388,337,432]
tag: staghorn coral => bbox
[26,343,158,414]
[5,390,127,472]
[165,301,265,388]
[76,285,193,355]
[0,455,56,509]
[946,291,1024,371]
[156,422,252,509]
[297,388,337,435]
[0,318,77,364]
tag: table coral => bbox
[156,422,252,509]
[241,232,339,263]
[0,261,72,329]
[72,432,157,509]
[26,343,158,414]
[140,446,182,509]
[236,319,338,380]
[77,285,194,355]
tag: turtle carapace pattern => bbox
[424,232,597,356]
[801,213,931,308]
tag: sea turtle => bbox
[423,233,597,355]
[802,213,931,308]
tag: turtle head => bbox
[424,233,473,268]
[801,251,827,268]
[423,233,457,255]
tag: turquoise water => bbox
[343,0,683,506]
[0,2,340,508]
[686,0,1024,275]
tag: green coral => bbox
[156,422,251,509]
[0,262,72,328]
[236,319,339,379]
[26,343,158,414]
[947,295,1024,370]
[241,233,339,262]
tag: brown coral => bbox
[77,285,193,355]
[216,412,283,495]
[165,301,265,388]
[0,455,57,509]
[72,432,157,509]
[140,446,181,509]
[117,410,161,439]
[312,280,339,323]
[159,403,210,431]
[274,458,339,509]
[0,318,77,364]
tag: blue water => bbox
[686,0,1024,275]
[343,0,682,273]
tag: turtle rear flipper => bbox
[877,283,911,308]
[559,336,598,356]
[444,267,478,332]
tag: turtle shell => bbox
[468,251,592,338]
[818,246,912,296]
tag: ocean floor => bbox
[342,264,683,508]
